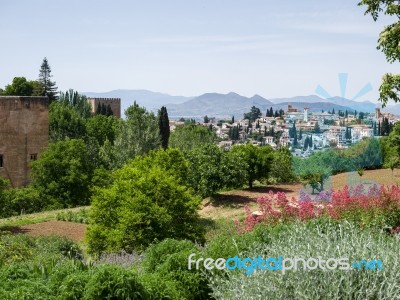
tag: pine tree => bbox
[274,110,279,118]
[38,57,58,102]
[310,135,313,148]
[332,108,335,115]
[232,116,234,123]
[158,106,170,149]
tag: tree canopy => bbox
[359,0,400,106]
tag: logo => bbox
[188,254,384,275]
[315,72,373,101]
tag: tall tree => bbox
[59,89,92,118]
[359,0,400,106]
[244,106,261,122]
[38,57,58,102]
[314,121,321,134]
[158,106,170,149]
[113,102,161,168]
[106,104,113,116]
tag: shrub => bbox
[236,184,400,232]
[6,186,42,216]
[87,149,204,255]
[184,144,247,198]
[209,220,400,300]
[83,265,147,300]
[141,239,211,300]
[31,139,94,209]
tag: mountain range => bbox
[82,89,391,119]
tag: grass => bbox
[0,206,90,228]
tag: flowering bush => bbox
[236,184,400,232]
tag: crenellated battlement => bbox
[87,97,121,118]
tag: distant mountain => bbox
[82,89,379,119]
[270,95,377,113]
[326,96,377,113]
[166,92,274,119]
[83,89,192,115]
[165,92,359,119]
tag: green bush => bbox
[31,139,95,209]
[139,272,185,300]
[83,265,147,300]
[6,186,43,216]
[184,144,247,198]
[141,239,211,300]
[87,149,204,255]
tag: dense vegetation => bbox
[2,7,400,296]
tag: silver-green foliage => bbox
[209,221,400,300]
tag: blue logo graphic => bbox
[315,73,373,100]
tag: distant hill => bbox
[83,89,192,115]
[166,92,274,119]
[165,93,367,119]
[82,89,380,119]
[270,95,329,104]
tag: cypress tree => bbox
[158,106,170,149]
[101,103,107,115]
[96,103,102,114]
[106,104,113,116]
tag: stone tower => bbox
[87,97,121,118]
[0,96,49,187]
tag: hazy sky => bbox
[1,0,398,102]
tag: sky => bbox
[0,0,398,102]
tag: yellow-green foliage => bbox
[87,148,205,255]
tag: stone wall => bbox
[87,97,121,118]
[0,96,49,187]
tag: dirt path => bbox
[7,220,87,242]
